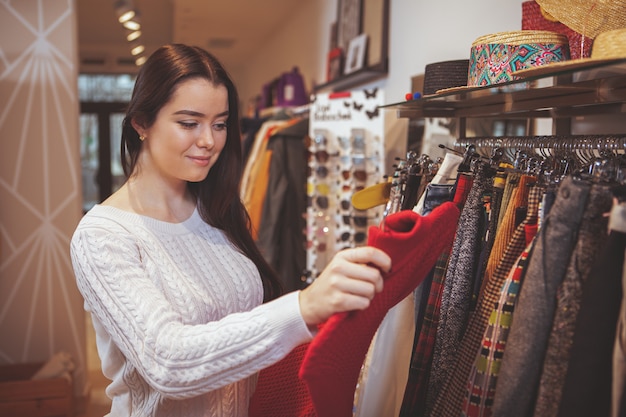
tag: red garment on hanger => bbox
[299,202,461,417]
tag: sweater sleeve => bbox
[70,223,313,399]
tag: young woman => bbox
[70,44,390,416]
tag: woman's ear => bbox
[130,117,146,137]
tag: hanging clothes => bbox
[425,163,495,415]
[399,172,473,417]
[354,152,462,417]
[533,182,613,417]
[241,116,269,163]
[555,200,626,417]
[241,118,296,239]
[352,296,416,417]
[462,239,536,417]
[483,172,522,286]
[413,183,458,330]
[300,203,461,417]
[496,172,520,230]
[430,176,540,417]
[394,135,626,417]
[255,117,310,293]
[411,152,463,342]
[472,170,507,306]
[414,153,464,214]
[491,176,592,417]
[611,200,626,417]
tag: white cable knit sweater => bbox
[70,205,313,417]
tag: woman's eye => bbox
[213,122,227,131]
[179,121,198,129]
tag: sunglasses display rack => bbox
[304,89,386,283]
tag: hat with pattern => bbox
[514,27,626,78]
[436,30,570,94]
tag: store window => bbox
[78,74,135,212]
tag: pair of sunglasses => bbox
[339,231,367,244]
[342,169,368,181]
[342,215,369,227]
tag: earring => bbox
[139,135,145,141]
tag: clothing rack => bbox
[454,135,626,181]
[456,134,626,155]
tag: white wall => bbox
[237,0,525,105]
[385,0,525,102]
[232,1,337,113]
[236,0,525,166]
[382,0,525,160]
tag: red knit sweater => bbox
[250,202,460,417]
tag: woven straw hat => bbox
[422,59,470,96]
[514,27,626,78]
[536,0,626,39]
[522,0,593,59]
[436,30,570,94]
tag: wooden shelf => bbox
[381,59,626,121]
[313,61,388,93]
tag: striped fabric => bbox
[473,174,506,308]
[491,177,592,417]
[485,173,522,289]
[430,177,540,417]
[462,242,534,417]
[496,173,520,230]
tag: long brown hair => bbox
[120,44,282,302]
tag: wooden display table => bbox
[0,363,73,417]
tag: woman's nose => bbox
[197,127,214,148]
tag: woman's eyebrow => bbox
[173,109,229,118]
[173,109,204,117]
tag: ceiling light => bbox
[131,44,145,56]
[118,10,135,23]
[123,20,141,31]
[114,0,135,23]
[135,56,147,66]
[127,30,141,42]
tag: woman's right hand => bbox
[298,246,391,328]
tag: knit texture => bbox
[249,343,316,417]
[70,205,313,417]
[300,202,461,417]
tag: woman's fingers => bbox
[339,246,392,275]
[326,259,384,295]
[332,247,390,292]
[299,246,392,326]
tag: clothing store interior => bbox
[1,0,626,416]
